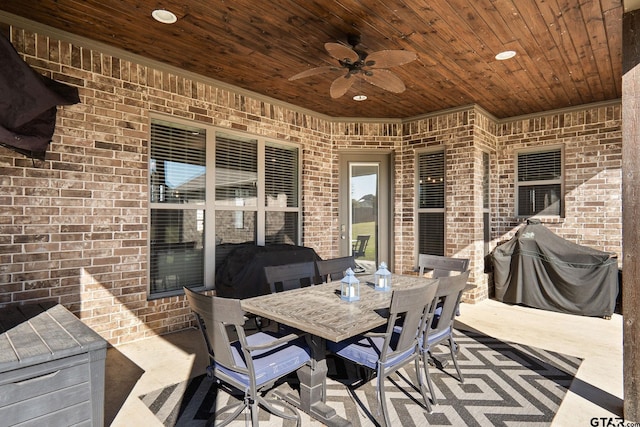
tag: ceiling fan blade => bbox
[289,66,340,81]
[325,42,359,63]
[365,50,417,68]
[330,74,355,98]
[361,69,406,93]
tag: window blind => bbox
[150,119,206,203]
[149,119,206,294]
[215,132,258,207]
[265,211,298,245]
[516,148,562,216]
[482,152,491,257]
[418,151,445,209]
[518,184,561,216]
[417,150,445,256]
[418,212,444,256]
[518,150,561,182]
[265,143,299,244]
[265,143,298,208]
[148,119,302,295]
[483,151,490,209]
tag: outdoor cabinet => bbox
[0,302,107,426]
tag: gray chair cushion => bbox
[327,333,415,370]
[218,331,311,390]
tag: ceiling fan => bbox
[289,34,417,99]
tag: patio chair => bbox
[262,261,319,331]
[263,261,319,293]
[421,270,470,404]
[418,254,470,316]
[183,287,311,426]
[326,281,439,426]
[351,235,370,258]
[316,255,357,282]
[417,253,469,278]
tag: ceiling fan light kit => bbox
[289,35,417,99]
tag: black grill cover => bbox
[214,243,321,299]
[492,219,618,317]
[0,34,80,159]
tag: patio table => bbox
[241,274,437,427]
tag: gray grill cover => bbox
[492,220,618,317]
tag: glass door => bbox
[339,153,392,274]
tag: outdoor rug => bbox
[139,329,582,426]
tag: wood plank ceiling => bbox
[0,0,623,119]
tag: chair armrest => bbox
[245,332,308,351]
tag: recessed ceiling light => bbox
[152,9,177,24]
[495,50,517,60]
[353,95,367,101]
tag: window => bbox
[516,147,563,217]
[417,151,445,256]
[149,120,205,295]
[213,134,300,246]
[264,143,299,245]
[215,132,258,245]
[482,151,490,257]
[149,119,301,296]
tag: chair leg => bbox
[259,396,301,424]
[249,396,259,426]
[414,357,432,413]
[210,399,247,427]
[377,372,391,427]
[422,351,438,405]
[213,394,300,427]
[448,336,464,383]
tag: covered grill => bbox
[214,243,321,299]
[491,220,619,317]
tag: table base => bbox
[275,390,352,427]
[276,335,352,427]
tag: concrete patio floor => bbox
[104,298,624,426]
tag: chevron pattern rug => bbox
[139,329,581,426]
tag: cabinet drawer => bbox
[13,401,93,427]
[0,353,90,407]
[0,353,93,425]
[0,382,92,426]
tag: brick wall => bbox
[0,23,622,345]
[0,26,335,345]
[493,104,623,254]
[400,108,489,301]
[399,104,621,302]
